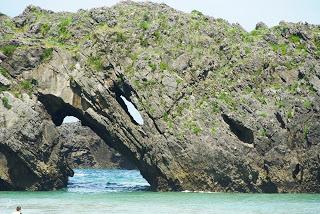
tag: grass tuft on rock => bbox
[0,66,10,78]
[58,17,72,42]
[87,56,103,71]
[0,44,18,56]
[2,96,12,109]
[40,48,54,61]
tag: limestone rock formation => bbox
[0,2,320,192]
[58,122,135,169]
[0,92,72,190]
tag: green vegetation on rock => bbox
[40,23,51,36]
[271,43,288,55]
[40,48,54,61]
[87,56,103,71]
[0,85,9,93]
[57,17,72,42]
[0,44,18,56]
[2,96,12,109]
[1,1,320,193]
[0,66,10,78]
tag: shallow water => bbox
[0,169,319,214]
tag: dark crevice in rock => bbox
[214,171,232,187]
[160,91,186,120]
[275,112,286,129]
[260,180,278,193]
[292,163,304,184]
[222,114,254,144]
[298,70,305,79]
[0,178,13,190]
[300,168,304,184]
[143,108,165,135]
[292,163,300,179]
[263,163,270,174]
[280,76,287,83]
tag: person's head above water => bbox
[16,206,21,211]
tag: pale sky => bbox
[0,0,319,31]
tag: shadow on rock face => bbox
[0,144,40,190]
[222,114,254,145]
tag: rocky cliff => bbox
[0,92,72,190]
[0,1,320,192]
[59,122,135,169]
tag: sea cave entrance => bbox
[38,93,150,192]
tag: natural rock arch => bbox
[1,2,320,192]
[30,49,184,191]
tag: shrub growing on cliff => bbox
[115,32,126,42]
[271,43,288,55]
[0,44,18,56]
[40,48,53,61]
[289,35,301,44]
[40,48,54,61]
[2,96,12,109]
[303,100,313,109]
[188,122,202,135]
[191,10,204,17]
[87,56,103,71]
[287,109,294,119]
[159,61,169,71]
[139,37,149,47]
[314,36,320,57]
[58,17,72,42]
[0,66,10,78]
[289,35,306,52]
[20,80,33,91]
[148,62,157,71]
[0,85,9,93]
[140,13,151,30]
[303,125,309,140]
[140,21,150,30]
[40,23,51,36]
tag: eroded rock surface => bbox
[0,2,320,192]
[0,92,72,190]
[58,122,135,169]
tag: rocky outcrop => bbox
[0,2,320,192]
[58,122,135,169]
[0,92,72,190]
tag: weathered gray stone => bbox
[0,92,72,190]
[255,22,268,30]
[0,74,11,86]
[58,122,135,169]
[0,1,320,193]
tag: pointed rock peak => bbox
[20,4,53,17]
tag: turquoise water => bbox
[0,169,320,214]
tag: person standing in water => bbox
[12,206,22,214]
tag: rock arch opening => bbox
[120,95,144,125]
[62,116,79,124]
[111,81,144,126]
[58,116,136,170]
[37,93,149,189]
